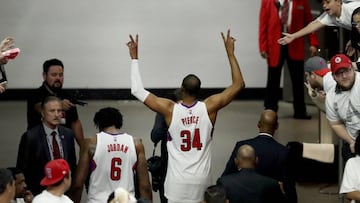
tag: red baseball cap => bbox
[40,159,70,186]
[330,54,352,74]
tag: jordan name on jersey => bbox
[107,143,129,153]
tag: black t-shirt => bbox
[26,84,79,130]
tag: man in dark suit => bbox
[218,145,285,203]
[17,96,76,195]
[222,109,296,203]
[259,0,319,119]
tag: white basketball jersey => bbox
[87,132,137,203]
[165,101,213,203]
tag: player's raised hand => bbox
[127,34,139,59]
[221,29,236,56]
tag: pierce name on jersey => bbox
[181,116,199,126]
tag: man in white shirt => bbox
[326,54,360,161]
[303,56,336,112]
[32,159,73,203]
[340,135,360,202]
[278,0,360,45]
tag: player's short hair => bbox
[93,107,123,130]
[43,58,64,73]
[182,74,201,97]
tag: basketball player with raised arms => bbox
[71,107,152,203]
[127,29,245,203]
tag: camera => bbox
[147,155,163,192]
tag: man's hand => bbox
[345,40,356,57]
[24,190,34,203]
[0,37,14,52]
[318,90,326,99]
[221,29,236,57]
[0,84,5,94]
[127,34,139,59]
[260,51,268,59]
[304,81,316,97]
[309,46,317,57]
[0,37,18,65]
[278,32,294,45]
[62,99,75,111]
[350,141,356,154]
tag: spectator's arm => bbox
[278,21,324,45]
[329,121,355,152]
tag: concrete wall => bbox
[0,0,268,89]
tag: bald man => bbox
[218,145,285,203]
[222,110,296,203]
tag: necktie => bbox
[281,0,289,27]
[51,131,61,159]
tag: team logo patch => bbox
[45,168,52,179]
[335,57,341,63]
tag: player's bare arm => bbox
[71,119,84,146]
[205,29,245,123]
[127,34,174,123]
[70,136,96,203]
[134,137,153,201]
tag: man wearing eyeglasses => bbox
[326,54,360,161]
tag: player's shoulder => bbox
[132,136,142,143]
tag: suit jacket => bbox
[218,168,285,203]
[259,0,319,67]
[222,134,296,203]
[17,124,77,195]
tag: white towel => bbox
[302,143,334,163]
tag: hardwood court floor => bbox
[0,100,343,203]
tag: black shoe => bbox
[293,113,312,120]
